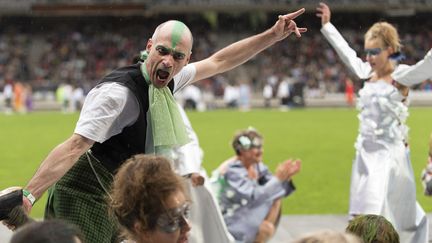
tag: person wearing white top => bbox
[2,81,13,114]
[173,102,235,243]
[1,13,307,242]
[317,2,428,243]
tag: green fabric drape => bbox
[140,51,190,154]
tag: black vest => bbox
[90,63,174,173]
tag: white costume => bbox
[173,102,235,243]
[321,23,428,243]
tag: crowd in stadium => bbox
[1,3,432,242]
[1,13,431,109]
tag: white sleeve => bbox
[74,83,139,143]
[321,22,372,79]
[173,64,197,93]
[392,49,432,86]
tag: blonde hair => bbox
[365,22,401,53]
[292,230,362,243]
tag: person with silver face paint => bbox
[211,128,301,243]
[1,11,307,243]
[110,154,191,243]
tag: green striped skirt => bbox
[45,151,120,243]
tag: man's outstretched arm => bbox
[23,134,94,211]
[192,8,307,83]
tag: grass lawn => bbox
[1,107,432,218]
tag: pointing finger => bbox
[279,8,305,21]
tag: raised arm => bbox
[392,49,432,86]
[22,134,94,212]
[317,2,371,79]
[191,8,307,83]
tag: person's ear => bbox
[387,46,394,56]
[185,52,191,65]
[133,221,144,235]
[133,221,153,241]
[146,39,153,52]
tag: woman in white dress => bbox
[316,3,428,243]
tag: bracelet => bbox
[22,189,36,206]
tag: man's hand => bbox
[0,187,33,231]
[189,173,205,187]
[275,159,301,181]
[271,8,307,41]
[316,2,331,26]
[247,166,258,180]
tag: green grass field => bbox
[1,107,432,218]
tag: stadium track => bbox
[2,214,432,242]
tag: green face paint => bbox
[171,21,187,49]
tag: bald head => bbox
[152,20,193,53]
[144,20,193,88]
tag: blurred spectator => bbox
[420,132,432,196]
[10,219,84,243]
[344,77,355,107]
[176,84,203,111]
[13,82,24,113]
[23,83,33,112]
[201,80,216,110]
[238,79,252,111]
[262,81,273,108]
[346,214,400,243]
[223,81,240,108]
[291,230,362,243]
[276,76,290,108]
[0,12,431,104]
[72,85,85,112]
[211,128,301,243]
[2,79,13,114]
[56,82,73,113]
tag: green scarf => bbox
[139,51,190,155]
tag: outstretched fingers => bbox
[298,28,308,33]
[274,8,307,40]
[288,20,307,38]
[286,159,301,175]
[279,8,305,21]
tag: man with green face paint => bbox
[1,9,307,243]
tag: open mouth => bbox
[157,70,170,81]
